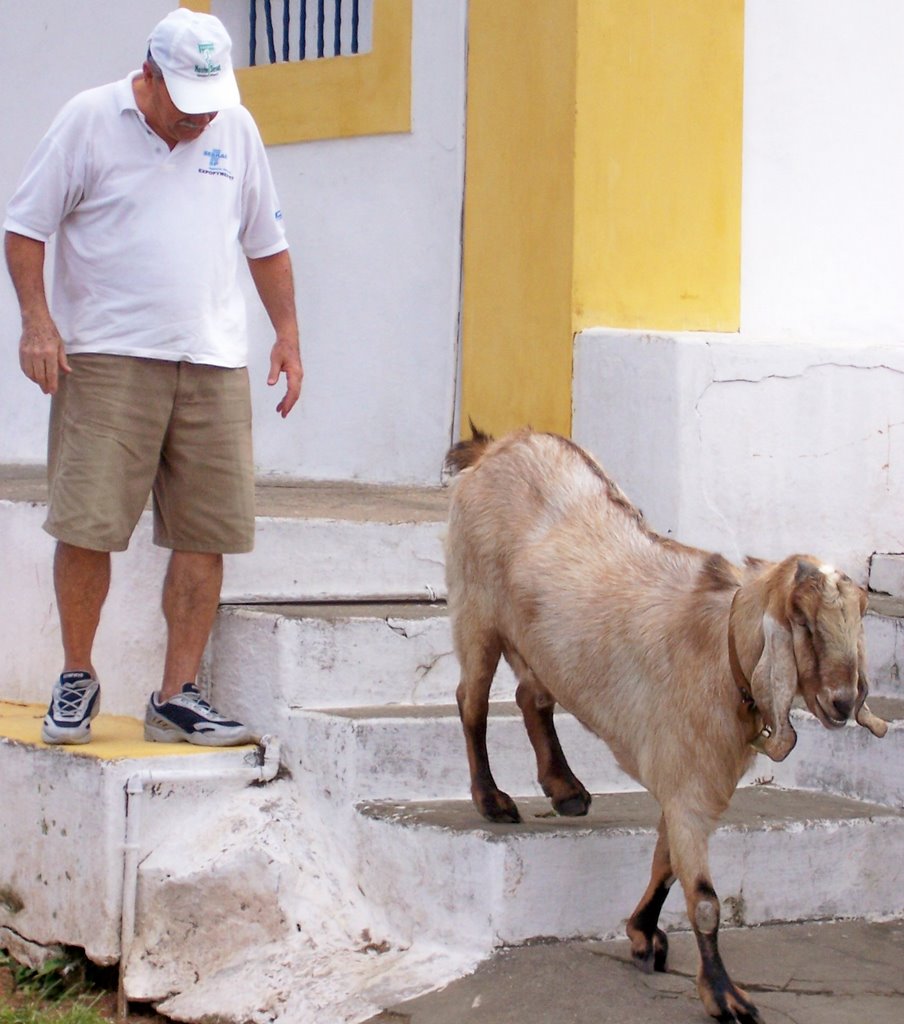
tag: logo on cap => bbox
[195,42,221,78]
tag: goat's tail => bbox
[444,420,494,476]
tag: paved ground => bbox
[367,920,904,1024]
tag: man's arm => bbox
[247,249,303,418]
[5,231,70,395]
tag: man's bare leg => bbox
[55,541,111,676]
[159,550,223,702]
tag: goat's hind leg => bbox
[455,624,521,823]
[626,815,672,973]
[509,651,591,816]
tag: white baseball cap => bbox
[147,9,241,114]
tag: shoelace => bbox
[54,684,92,720]
[168,689,230,721]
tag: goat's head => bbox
[743,556,888,761]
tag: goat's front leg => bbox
[626,815,672,973]
[455,627,521,823]
[667,810,762,1023]
[513,675,591,816]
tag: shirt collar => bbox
[115,71,142,114]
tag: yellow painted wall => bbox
[460,1,578,438]
[573,0,744,331]
[461,0,745,436]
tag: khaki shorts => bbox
[45,354,255,553]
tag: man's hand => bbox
[6,231,70,395]
[247,249,303,417]
[268,334,303,417]
[19,316,70,395]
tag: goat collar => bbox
[727,589,757,712]
[727,592,773,753]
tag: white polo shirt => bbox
[4,73,288,367]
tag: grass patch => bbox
[0,952,107,1024]
[1,950,164,1024]
[0,1005,108,1024]
[1,952,92,1003]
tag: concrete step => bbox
[221,480,448,604]
[864,607,904,698]
[0,472,449,716]
[353,787,904,950]
[291,703,635,804]
[869,552,904,599]
[867,551,904,698]
[0,703,468,1024]
[221,694,904,810]
[206,600,517,712]
[0,701,269,965]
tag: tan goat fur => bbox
[444,427,887,1024]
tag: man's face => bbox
[143,63,218,146]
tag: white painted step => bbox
[0,718,265,964]
[207,601,508,713]
[219,692,904,811]
[223,479,448,602]
[0,476,449,715]
[864,606,904,698]
[353,787,904,950]
[869,552,904,599]
[292,703,637,804]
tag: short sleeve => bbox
[237,109,289,259]
[3,97,89,242]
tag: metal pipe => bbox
[116,735,281,1019]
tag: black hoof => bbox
[553,792,592,817]
[482,807,522,824]
[703,982,762,1023]
[630,928,668,975]
[631,948,657,975]
[475,790,522,824]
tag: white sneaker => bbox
[144,683,252,746]
[42,672,101,744]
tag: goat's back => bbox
[445,429,677,590]
[447,429,648,549]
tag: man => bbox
[4,9,303,746]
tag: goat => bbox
[443,427,888,1024]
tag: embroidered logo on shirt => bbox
[195,43,221,78]
[199,148,234,180]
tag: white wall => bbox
[742,0,904,342]
[0,0,466,485]
[574,331,904,579]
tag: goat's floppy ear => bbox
[749,614,799,761]
[856,667,889,739]
[854,610,889,739]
